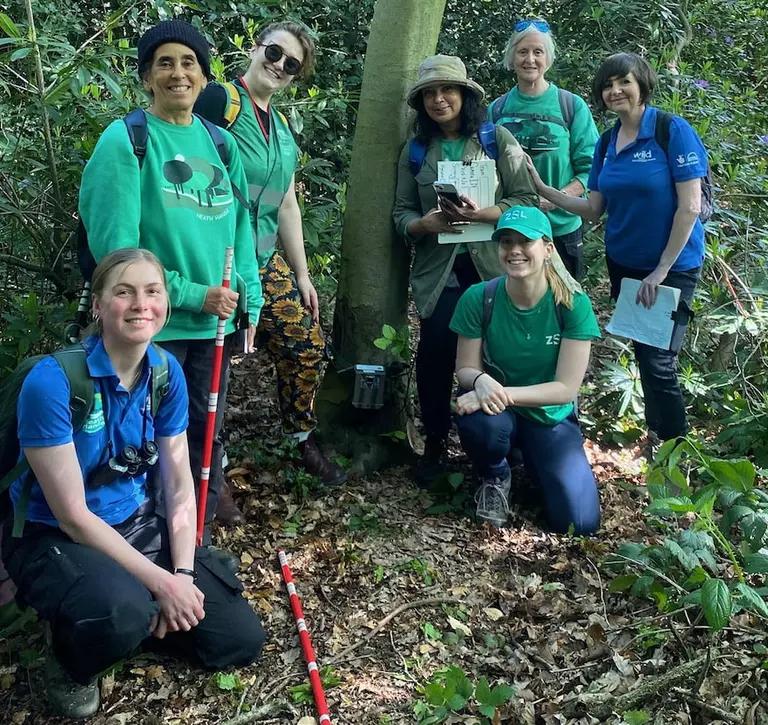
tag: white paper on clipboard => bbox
[437,160,496,244]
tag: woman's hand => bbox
[636,266,669,308]
[455,390,482,416]
[441,195,480,222]
[539,197,556,213]
[524,153,547,193]
[474,373,510,415]
[203,286,239,319]
[152,572,206,637]
[296,273,320,323]
[419,208,466,235]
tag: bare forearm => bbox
[539,184,599,221]
[278,203,309,278]
[456,365,485,390]
[471,205,503,223]
[164,481,197,571]
[62,511,170,592]
[657,210,699,273]
[505,381,575,407]
[561,178,585,197]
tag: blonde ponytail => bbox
[544,238,575,309]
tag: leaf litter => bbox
[1,352,766,724]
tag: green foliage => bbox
[210,671,244,692]
[606,438,768,631]
[374,323,412,363]
[289,665,342,703]
[413,666,515,724]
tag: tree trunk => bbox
[316,0,447,472]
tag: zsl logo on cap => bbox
[509,209,528,220]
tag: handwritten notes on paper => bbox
[437,160,496,244]
[606,278,681,350]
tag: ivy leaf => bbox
[735,583,768,618]
[701,578,732,631]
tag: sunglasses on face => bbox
[514,19,551,33]
[258,43,303,76]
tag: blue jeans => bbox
[456,408,600,535]
[606,256,701,440]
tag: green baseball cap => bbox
[492,205,553,243]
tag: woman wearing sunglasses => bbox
[393,55,539,485]
[195,22,347,513]
[488,19,599,280]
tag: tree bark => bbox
[316,0,447,472]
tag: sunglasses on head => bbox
[258,43,303,75]
[514,19,551,33]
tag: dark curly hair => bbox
[411,87,487,144]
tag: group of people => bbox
[394,19,707,532]
[0,15,708,720]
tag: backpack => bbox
[596,109,714,223]
[480,276,565,386]
[0,343,169,538]
[408,120,499,176]
[489,88,576,131]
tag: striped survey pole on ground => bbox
[196,246,234,546]
[278,549,332,724]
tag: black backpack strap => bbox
[555,302,565,333]
[149,343,170,415]
[653,109,674,156]
[123,108,149,167]
[194,113,248,208]
[557,88,575,129]
[597,129,612,164]
[482,276,504,335]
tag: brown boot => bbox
[298,433,347,486]
[215,482,245,527]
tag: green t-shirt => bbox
[439,137,468,253]
[450,281,601,425]
[79,113,262,342]
[488,83,599,237]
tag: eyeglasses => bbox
[258,43,303,76]
[514,19,551,33]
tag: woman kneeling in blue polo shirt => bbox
[451,206,601,533]
[1,249,265,719]
[527,52,707,450]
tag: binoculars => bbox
[89,441,159,488]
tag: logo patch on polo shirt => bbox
[83,393,105,434]
[632,150,654,162]
[676,151,700,167]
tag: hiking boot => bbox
[414,438,447,488]
[44,655,99,719]
[298,433,347,486]
[643,431,662,465]
[215,481,245,527]
[207,546,240,574]
[474,469,512,528]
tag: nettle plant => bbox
[607,438,768,631]
[413,666,515,725]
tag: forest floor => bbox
[1,348,767,725]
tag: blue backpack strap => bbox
[477,121,499,161]
[408,138,428,176]
[557,88,575,130]
[123,108,149,167]
[489,91,510,124]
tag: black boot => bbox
[414,437,447,488]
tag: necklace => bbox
[510,307,542,340]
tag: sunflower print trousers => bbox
[256,252,329,434]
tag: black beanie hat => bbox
[137,20,211,78]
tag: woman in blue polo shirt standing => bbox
[526,52,707,450]
[1,250,265,719]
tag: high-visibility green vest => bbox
[225,81,298,268]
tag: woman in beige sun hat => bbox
[393,54,539,484]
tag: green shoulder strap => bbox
[149,343,170,414]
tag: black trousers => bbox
[157,335,234,545]
[416,254,480,443]
[2,505,265,684]
[606,256,700,440]
[553,226,584,281]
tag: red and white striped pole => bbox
[196,246,234,546]
[278,549,332,725]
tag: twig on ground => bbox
[670,687,741,724]
[586,557,609,623]
[667,616,692,660]
[328,597,460,665]
[219,702,287,725]
[692,644,711,694]
[235,684,251,717]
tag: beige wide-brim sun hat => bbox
[407,54,486,108]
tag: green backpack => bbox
[0,343,169,537]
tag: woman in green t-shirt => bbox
[450,205,600,533]
[488,19,599,279]
[393,55,538,485]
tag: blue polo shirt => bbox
[10,337,188,527]
[588,106,707,271]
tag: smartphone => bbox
[433,182,464,208]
